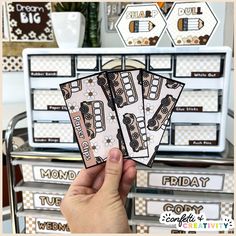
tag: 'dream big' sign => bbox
[7,2,53,41]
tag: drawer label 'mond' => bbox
[33,166,80,183]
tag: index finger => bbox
[71,164,105,188]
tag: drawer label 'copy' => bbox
[147,201,220,220]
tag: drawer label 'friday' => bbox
[148,172,224,191]
[33,166,80,184]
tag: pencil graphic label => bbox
[177,18,204,31]
[129,20,155,33]
[115,4,167,47]
[166,2,218,46]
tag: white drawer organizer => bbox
[23,47,232,152]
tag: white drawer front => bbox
[174,125,218,146]
[175,90,219,112]
[33,122,74,143]
[33,90,66,111]
[30,55,74,77]
[174,55,223,78]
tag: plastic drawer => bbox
[136,165,234,193]
[29,55,75,77]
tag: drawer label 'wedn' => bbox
[36,218,69,233]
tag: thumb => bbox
[101,148,123,193]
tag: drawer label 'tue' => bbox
[148,172,224,190]
[33,166,80,183]
[34,193,63,209]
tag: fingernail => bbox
[109,148,121,163]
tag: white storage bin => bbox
[23,47,231,151]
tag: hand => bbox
[60,148,137,233]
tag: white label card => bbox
[36,218,70,233]
[33,166,80,183]
[147,201,220,220]
[34,193,64,209]
[149,172,224,191]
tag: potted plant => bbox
[51,2,87,48]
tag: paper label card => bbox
[149,172,224,191]
[106,70,149,158]
[133,71,184,167]
[116,4,166,47]
[60,72,127,168]
[166,2,218,46]
[7,2,53,41]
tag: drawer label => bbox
[174,106,203,112]
[47,105,67,111]
[34,193,63,209]
[191,72,221,78]
[148,172,224,191]
[33,137,60,143]
[33,166,80,183]
[189,140,217,145]
[147,201,220,219]
[36,218,69,233]
[30,71,57,77]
